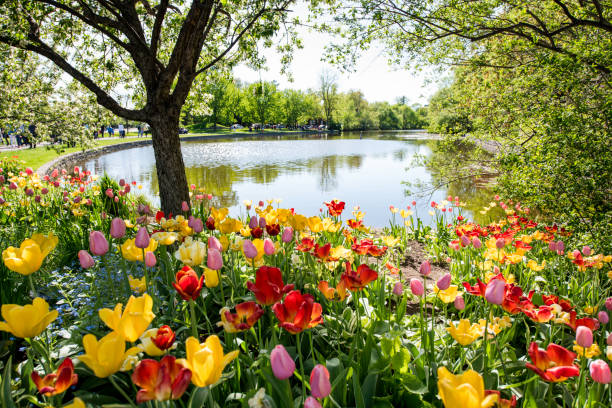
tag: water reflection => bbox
[78,132,492,226]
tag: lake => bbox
[76,131,493,226]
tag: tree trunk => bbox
[149,111,190,215]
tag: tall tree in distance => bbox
[318,69,338,127]
[0,0,297,213]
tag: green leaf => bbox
[1,356,17,408]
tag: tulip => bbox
[460,235,470,247]
[259,216,266,228]
[31,358,78,396]
[217,302,264,333]
[181,201,190,212]
[138,326,176,357]
[79,332,140,378]
[135,227,150,248]
[0,197,4,205]
[281,227,293,243]
[304,396,322,408]
[206,216,215,230]
[207,248,223,270]
[177,335,239,387]
[598,311,609,324]
[249,216,258,229]
[243,240,258,259]
[145,251,157,268]
[247,266,294,305]
[556,240,565,254]
[270,345,295,380]
[437,273,451,291]
[98,294,156,342]
[410,279,424,296]
[208,236,223,252]
[0,175,4,184]
[89,231,109,256]
[548,241,557,252]
[2,239,44,275]
[128,275,146,294]
[189,217,203,233]
[340,262,378,291]
[419,261,431,276]
[526,342,579,382]
[437,367,498,407]
[454,296,465,310]
[132,355,192,403]
[174,237,206,266]
[608,333,612,346]
[273,290,323,334]
[392,281,403,296]
[0,297,58,338]
[446,320,482,346]
[310,365,331,399]
[605,297,612,311]
[105,188,113,198]
[153,325,176,351]
[590,360,611,384]
[110,218,126,238]
[78,250,95,269]
[263,238,275,255]
[495,238,505,249]
[172,266,204,300]
[472,237,482,249]
[582,245,592,256]
[484,278,505,305]
[204,267,219,288]
[251,226,264,239]
[576,326,593,348]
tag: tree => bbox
[318,69,338,127]
[0,0,297,213]
[282,89,306,128]
[202,71,239,129]
[243,81,281,126]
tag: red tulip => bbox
[265,223,280,236]
[151,325,176,351]
[219,301,264,333]
[31,358,78,396]
[206,216,216,230]
[251,227,264,239]
[132,355,191,403]
[247,266,294,305]
[525,342,579,382]
[296,237,315,252]
[340,262,378,291]
[324,199,345,216]
[172,266,204,301]
[272,290,323,334]
[313,243,332,261]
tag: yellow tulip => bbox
[174,237,206,266]
[219,235,229,252]
[204,267,220,288]
[399,209,413,219]
[210,207,229,222]
[0,297,58,338]
[78,332,140,378]
[64,397,86,408]
[307,216,323,233]
[178,335,239,387]
[128,275,146,294]
[573,342,601,358]
[98,294,155,342]
[121,238,158,262]
[276,208,292,224]
[30,232,58,258]
[330,246,352,261]
[322,218,341,233]
[218,218,242,235]
[381,235,400,247]
[437,367,498,408]
[434,285,462,304]
[288,214,308,231]
[2,239,44,275]
[446,320,482,346]
[151,231,179,246]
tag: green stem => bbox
[109,375,137,408]
[189,300,199,339]
[296,332,307,403]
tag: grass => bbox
[0,128,316,170]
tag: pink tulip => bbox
[472,237,482,249]
[460,235,470,247]
[0,175,4,184]
[607,333,612,346]
[484,278,505,305]
[392,281,403,296]
[134,227,150,249]
[181,201,189,212]
[207,248,223,270]
[249,216,258,229]
[208,236,223,252]
[105,188,114,198]
[304,397,322,408]
[9,182,17,190]
[548,241,557,252]
[145,251,157,268]
[495,238,505,249]
[51,169,59,178]
[590,360,611,384]
[576,326,593,348]
[310,365,331,399]
[119,178,125,186]
[606,297,612,311]
[89,231,109,256]
[189,216,203,233]
[270,345,295,380]
[436,273,451,291]
[110,218,126,239]
[582,245,592,256]
[243,240,257,259]
[263,239,275,256]
[419,261,431,276]
[454,296,465,310]
[410,279,424,296]
[78,250,95,269]
[598,311,609,324]
[556,240,565,255]
[114,196,119,203]
[259,217,267,228]
[281,227,294,243]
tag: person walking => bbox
[137,124,143,137]
[9,130,16,147]
[100,125,105,138]
[118,123,125,138]
[1,128,8,146]
[107,125,112,137]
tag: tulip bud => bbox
[263,238,275,256]
[436,273,451,290]
[119,178,125,186]
[0,175,4,184]
[181,201,189,212]
[206,216,215,230]
[207,248,223,270]
[590,360,611,384]
[582,245,592,256]
[454,295,465,310]
[208,236,222,252]
[281,227,294,243]
[152,325,176,350]
[124,185,131,194]
[270,345,295,380]
[484,278,505,305]
[576,326,593,348]
[304,397,322,408]
[89,231,109,256]
[598,311,609,324]
[460,235,470,247]
[78,250,95,269]
[145,251,157,268]
[605,297,612,311]
[410,278,424,296]
[204,268,219,288]
[135,227,150,249]
[495,238,505,249]
[392,281,403,296]
[25,188,34,196]
[472,237,482,249]
[110,218,126,239]
[41,187,48,195]
[258,200,264,207]
[419,261,431,276]
[607,333,612,346]
[249,216,258,229]
[105,188,114,198]
[34,195,41,203]
[243,240,258,259]
[556,240,565,254]
[310,365,331,399]
[259,217,267,228]
[114,196,119,203]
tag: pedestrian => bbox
[107,125,112,137]
[9,130,16,147]
[118,123,125,138]
[137,124,143,137]
[28,124,36,148]
[1,128,8,146]
[100,125,105,138]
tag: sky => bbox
[233,6,440,105]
